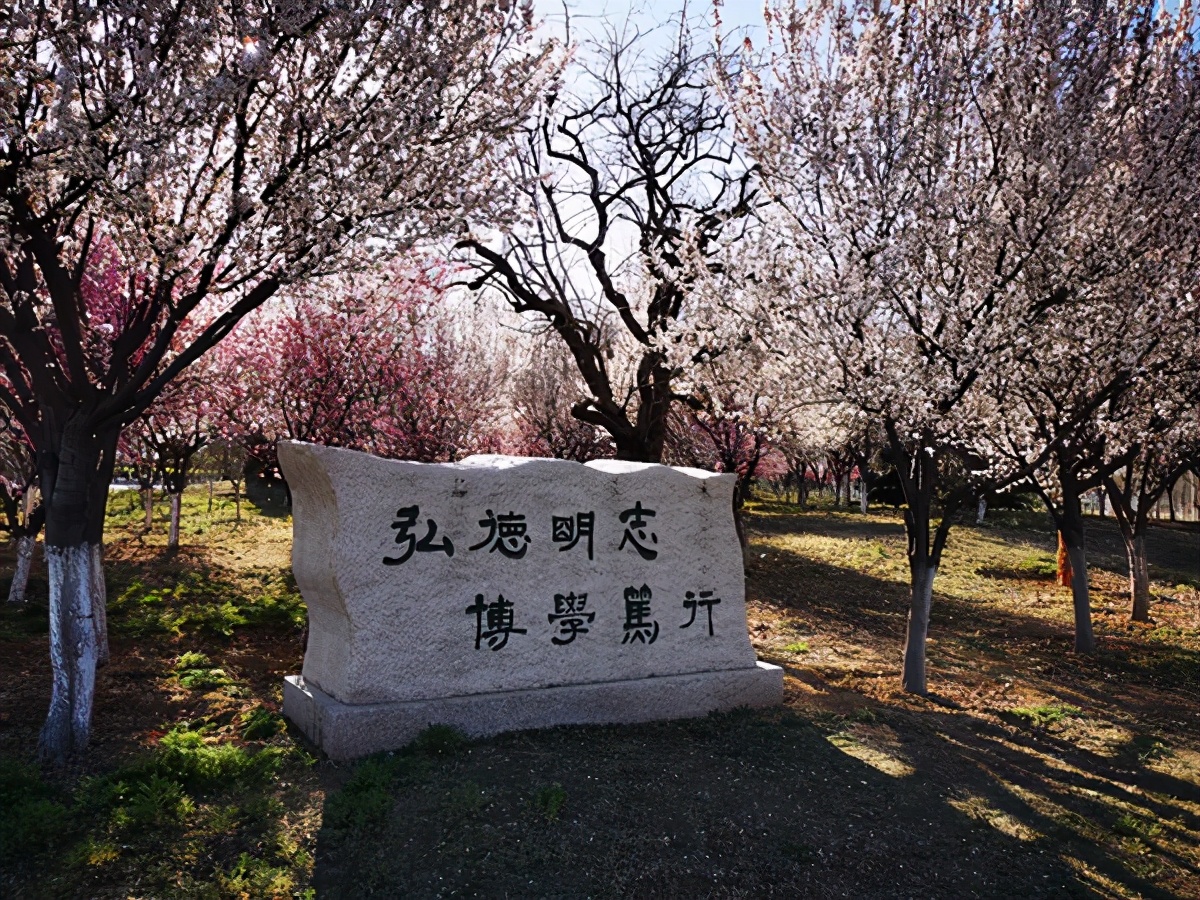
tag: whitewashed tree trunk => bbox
[7,535,35,604]
[859,480,869,514]
[91,544,109,665]
[976,497,987,525]
[901,563,936,695]
[39,545,98,762]
[168,493,182,549]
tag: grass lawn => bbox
[1,486,1198,898]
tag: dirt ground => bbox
[1,489,1197,898]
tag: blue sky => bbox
[531,0,766,45]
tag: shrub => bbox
[0,760,72,862]
[241,706,287,741]
[174,650,211,670]
[109,774,195,830]
[411,724,469,758]
[153,725,284,789]
[218,852,302,897]
[532,783,566,822]
[178,667,236,690]
[323,758,398,831]
[1010,704,1082,727]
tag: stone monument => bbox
[279,441,782,759]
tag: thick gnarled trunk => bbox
[40,544,98,762]
[38,411,117,763]
[7,534,36,604]
[91,544,109,665]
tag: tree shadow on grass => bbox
[311,710,1097,899]
[747,511,1195,659]
[306,517,1197,896]
[734,520,1199,896]
[244,477,292,519]
[749,503,910,543]
[102,550,306,640]
[915,709,1200,897]
[749,506,1200,589]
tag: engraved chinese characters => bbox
[383,505,454,565]
[547,592,593,645]
[279,443,767,707]
[466,593,527,650]
[622,584,658,644]
[552,512,594,559]
[280,443,784,757]
[381,502,723,651]
[469,510,530,558]
[382,505,640,567]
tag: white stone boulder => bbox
[278,441,782,759]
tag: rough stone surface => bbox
[278,441,781,753]
[283,664,784,761]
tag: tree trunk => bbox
[885,424,952,697]
[40,544,97,763]
[1056,532,1073,587]
[38,411,116,764]
[1103,476,1152,623]
[859,480,869,514]
[1059,488,1095,653]
[901,562,936,694]
[91,543,109,666]
[1098,489,1106,518]
[208,477,214,514]
[168,493,182,549]
[234,479,242,524]
[976,497,987,525]
[7,534,35,604]
[834,476,843,506]
[143,488,154,530]
[731,474,750,552]
[1066,543,1095,652]
[1126,531,1152,623]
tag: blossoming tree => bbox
[457,19,757,462]
[0,0,555,761]
[723,0,1199,690]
